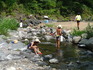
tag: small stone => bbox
[49,58,58,63]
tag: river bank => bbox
[38,21,93,30]
[0,21,93,70]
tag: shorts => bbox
[77,20,80,23]
[56,36,60,40]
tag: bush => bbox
[85,23,93,38]
[71,29,86,36]
[0,18,18,35]
[71,23,93,38]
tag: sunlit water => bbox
[39,42,93,70]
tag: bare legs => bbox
[29,46,42,55]
[56,39,60,50]
[77,21,80,30]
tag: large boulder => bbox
[78,37,93,51]
[78,39,88,48]
[86,37,93,51]
[72,36,81,44]
[81,33,88,39]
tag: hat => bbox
[12,40,18,44]
[34,38,40,43]
[57,25,62,28]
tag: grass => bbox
[45,24,54,27]
[85,23,93,38]
[0,17,18,35]
[71,29,86,36]
[71,23,93,39]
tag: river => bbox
[39,42,93,70]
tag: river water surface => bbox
[39,42,93,70]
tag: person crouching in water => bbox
[27,38,42,55]
[54,25,63,50]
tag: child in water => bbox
[27,38,42,55]
[54,25,63,50]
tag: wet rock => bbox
[72,36,81,43]
[79,38,93,51]
[76,60,81,64]
[49,58,58,63]
[79,39,88,44]
[86,37,93,47]
[44,54,53,59]
[31,55,43,62]
[36,61,48,66]
[20,50,34,58]
[77,61,93,69]
[78,39,88,48]
[67,62,74,67]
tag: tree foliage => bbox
[0,0,93,18]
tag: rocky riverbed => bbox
[0,26,57,70]
[0,25,93,70]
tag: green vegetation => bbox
[85,24,93,38]
[0,18,18,35]
[0,0,93,20]
[71,29,86,36]
[71,23,93,38]
[45,24,54,27]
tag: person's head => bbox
[57,25,62,29]
[77,13,80,15]
[34,38,40,44]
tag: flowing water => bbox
[39,42,93,70]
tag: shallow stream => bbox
[39,42,93,70]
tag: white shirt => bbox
[20,22,23,27]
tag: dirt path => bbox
[52,21,93,30]
[39,21,93,30]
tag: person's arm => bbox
[29,42,33,49]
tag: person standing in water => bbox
[75,13,82,30]
[54,25,63,50]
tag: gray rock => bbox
[41,28,46,34]
[79,39,88,44]
[44,35,54,41]
[49,58,58,63]
[9,41,26,51]
[81,33,88,39]
[73,36,81,43]
[78,39,88,47]
[86,37,93,46]
[44,54,53,59]
[79,37,93,50]
[6,54,21,60]
[0,51,7,61]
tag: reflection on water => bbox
[55,50,63,57]
[39,42,93,70]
